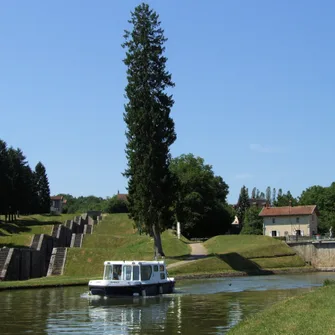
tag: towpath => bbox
[166,242,208,270]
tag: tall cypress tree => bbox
[236,185,250,225]
[122,3,176,258]
[35,162,50,213]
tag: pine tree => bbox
[35,162,51,213]
[266,186,271,203]
[251,187,256,199]
[272,188,276,205]
[122,3,176,258]
[236,185,250,225]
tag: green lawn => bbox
[63,214,191,277]
[204,235,296,258]
[0,213,81,248]
[228,284,335,335]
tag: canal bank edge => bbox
[0,267,319,291]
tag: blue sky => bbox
[1,0,334,204]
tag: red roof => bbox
[259,205,318,217]
[50,196,63,200]
[116,193,128,202]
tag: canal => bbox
[1,272,335,335]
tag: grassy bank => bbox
[0,213,311,289]
[0,214,80,248]
[228,283,335,335]
[168,235,305,277]
[63,214,191,277]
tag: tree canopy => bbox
[0,139,50,221]
[170,154,232,238]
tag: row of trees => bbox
[0,139,50,221]
[236,183,335,235]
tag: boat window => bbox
[141,265,152,281]
[123,265,132,281]
[153,265,158,272]
[133,265,140,280]
[104,264,113,280]
[160,273,165,280]
[112,264,122,280]
[159,265,164,272]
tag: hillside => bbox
[169,235,306,276]
[0,214,78,248]
[63,214,191,277]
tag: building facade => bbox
[259,205,318,237]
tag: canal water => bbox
[1,272,335,335]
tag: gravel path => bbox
[166,242,208,270]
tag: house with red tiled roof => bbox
[259,205,319,237]
[50,196,67,214]
[116,191,128,202]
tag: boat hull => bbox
[89,280,175,297]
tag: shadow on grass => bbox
[0,243,30,249]
[0,217,61,235]
[216,252,274,275]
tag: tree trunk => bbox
[152,224,165,259]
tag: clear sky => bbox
[1,0,335,204]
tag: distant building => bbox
[259,205,319,237]
[116,191,128,202]
[50,196,67,214]
[233,198,268,209]
[249,198,267,208]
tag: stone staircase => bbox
[30,234,41,249]
[0,248,11,280]
[70,233,83,248]
[47,247,67,276]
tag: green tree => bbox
[251,187,256,199]
[106,196,129,214]
[299,183,335,234]
[236,185,250,225]
[240,206,263,235]
[122,3,176,257]
[34,162,50,213]
[170,154,232,238]
[272,187,276,205]
[0,140,10,218]
[266,186,271,204]
[274,190,298,207]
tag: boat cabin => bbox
[103,260,168,282]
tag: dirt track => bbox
[166,242,208,270]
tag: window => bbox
[296,230,301,236]
[133,265,139,280]
[296,217,300,223]
[153,265,158,272]
[123,265,132,281]
[160,273,165,279]
[159,264,165,272]
[112,264,122,280]
[272,218,276,224]
[271,231,277,237]
[104,264,113,280]
[141,265,152,281]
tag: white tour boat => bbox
[88,260,175,297]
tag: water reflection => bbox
[1,272,335,335]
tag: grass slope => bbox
[204,235,296,258]
[228,284,335,335]
[64,214,191,277]
[0,214,79,248]
[168,235,305,276]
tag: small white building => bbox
[259,205,319,237]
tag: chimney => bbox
[117,190,119,194]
